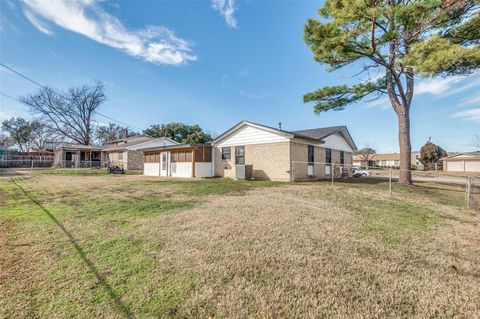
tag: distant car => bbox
[352,167,372,177]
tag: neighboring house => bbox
[102,135,154,170]
[54,144,103,168]
[138,120,356,181]
[352,154,375,167]
[53,136,177,170]
[366,152,424,169]
[442,152,480,172]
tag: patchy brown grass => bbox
[1,174,479,318]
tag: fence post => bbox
[466,177,471,209]
[331,163,334,187]
[389,168,392,195]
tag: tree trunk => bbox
[397,110,412,185]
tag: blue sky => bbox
[1,0,479,152]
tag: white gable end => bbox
[216,125,289,147]
[323,133,353,152]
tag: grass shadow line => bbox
[10,178,135,319]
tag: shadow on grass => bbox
[10,179,134,319]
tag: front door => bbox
[160,152,168,176]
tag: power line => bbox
[0,62,145,132]
[0,63,46,89]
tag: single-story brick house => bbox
[138,120,356,181]
[212,121,356,181]
[442,152,480,172]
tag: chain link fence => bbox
[292,161,479,212]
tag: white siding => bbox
[144,163,160,176]
[195,162,213,177]
[216,125,289,147]
[323,133,353,152]
[171,162,192,178]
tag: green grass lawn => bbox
[1,174,479,318]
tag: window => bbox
[144,153,160,163]
[235,146,245,165]
[170,150,192,162]
[162,153,167,170]
[195,146,212,162]
[340,151,344,165]
[118,151,123,161]
[222,147,231,160]
[325,148,332,163]
[308,145,314,163]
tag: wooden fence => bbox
[0,155,54,168]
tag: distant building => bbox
[353,152,424,169]
[442,152,480,172]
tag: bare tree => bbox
[21,81,105,145]
[95,122,138,145]
[29,121,58,153]
[473,135,480,151]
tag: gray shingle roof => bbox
[292,126,346,140]
[129,137,179,151]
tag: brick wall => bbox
[127,150,144,170]
[215,142,290,181]
[245,142,290,181]
[214,146,235,179]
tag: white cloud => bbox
[363,97,390,110]
[415,76,464,95]
[212,0,237,28]
[240,90,275,99]
[452,108,480,123]
[24,10,54,35]
[415,74,480,96]
[21,0,197,65]
[459,95,480,106]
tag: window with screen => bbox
[326,148,332,164]
[195,146,212,162]
[144,153,160,163]
[118,151,123,161]
[222,147,231,160]
[308,145,314,164]
[340,151,344,165]
[235,146,245,165]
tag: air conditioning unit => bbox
[235,165,252,180]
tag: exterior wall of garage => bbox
[445,160,480,172]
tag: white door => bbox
[160,152,168,176]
